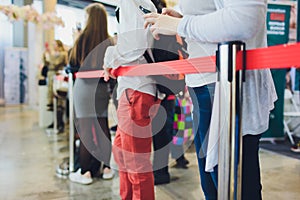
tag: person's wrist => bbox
[174,17,181,30]
[173,17,182,34]
[176,16,187,37]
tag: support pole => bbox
[53,95,58,134]
[43,0,57,45]
[217,41,246,200]
[68,73,74,172]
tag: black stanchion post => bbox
[217,41,246,200]
[68,73,74,172]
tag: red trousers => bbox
[113,89,160,200]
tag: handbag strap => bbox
[143,50,154,63]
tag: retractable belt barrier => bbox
[50,74,74,172]
[70,42,300,200]
[74,42,300,79]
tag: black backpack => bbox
[144,35,188,96]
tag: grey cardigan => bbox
[176,0,277,172]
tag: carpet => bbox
[259,137,300,160]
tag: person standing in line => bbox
[68,3,115,185]
[46,40,68,133]
[40,42,50,84]
[150,0,189,186]
[103,0,163,199]
[152,94,175,185]
[47,40,67,110]
[144,0,277,199]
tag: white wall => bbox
[31,1,118,47]
[54,4,118,47]
[0,1,118,106]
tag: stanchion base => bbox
[260,137,285,144]
[55,157,70,179]
[45,128,59,135]
[55,172,69,179]
[59,146,69,153]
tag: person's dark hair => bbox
[151,0,167,13]
[70,3,110,66]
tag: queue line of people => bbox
[41,39,68,133]
[44,0,278,200]
[104,0,277,199]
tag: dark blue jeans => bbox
[189,85,262,200]
[188,85,218,200]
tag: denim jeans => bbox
[188,84,218,200]
[189,84,262,200]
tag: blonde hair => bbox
[55,40,65,51]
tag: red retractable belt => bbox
[75,42,300,79]
[237,42,300,70]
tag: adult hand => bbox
[161,8,183,18]
[143,12,182,40]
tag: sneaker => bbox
[57,125,64,134]
[56,160,69,176]
[291,142,300,153]
[110,125,117,132]
[47,123,54,129]
[47,107,54,111]
[69,169,93,185]
[291,146,300,153]
[102,168,115,180]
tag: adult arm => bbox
[144,0,267,43]
[178,0,267,43]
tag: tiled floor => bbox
[0,105,299,200]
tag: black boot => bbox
[47,123,54,129]
[154,167,170,185]
[174,155,189,169]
